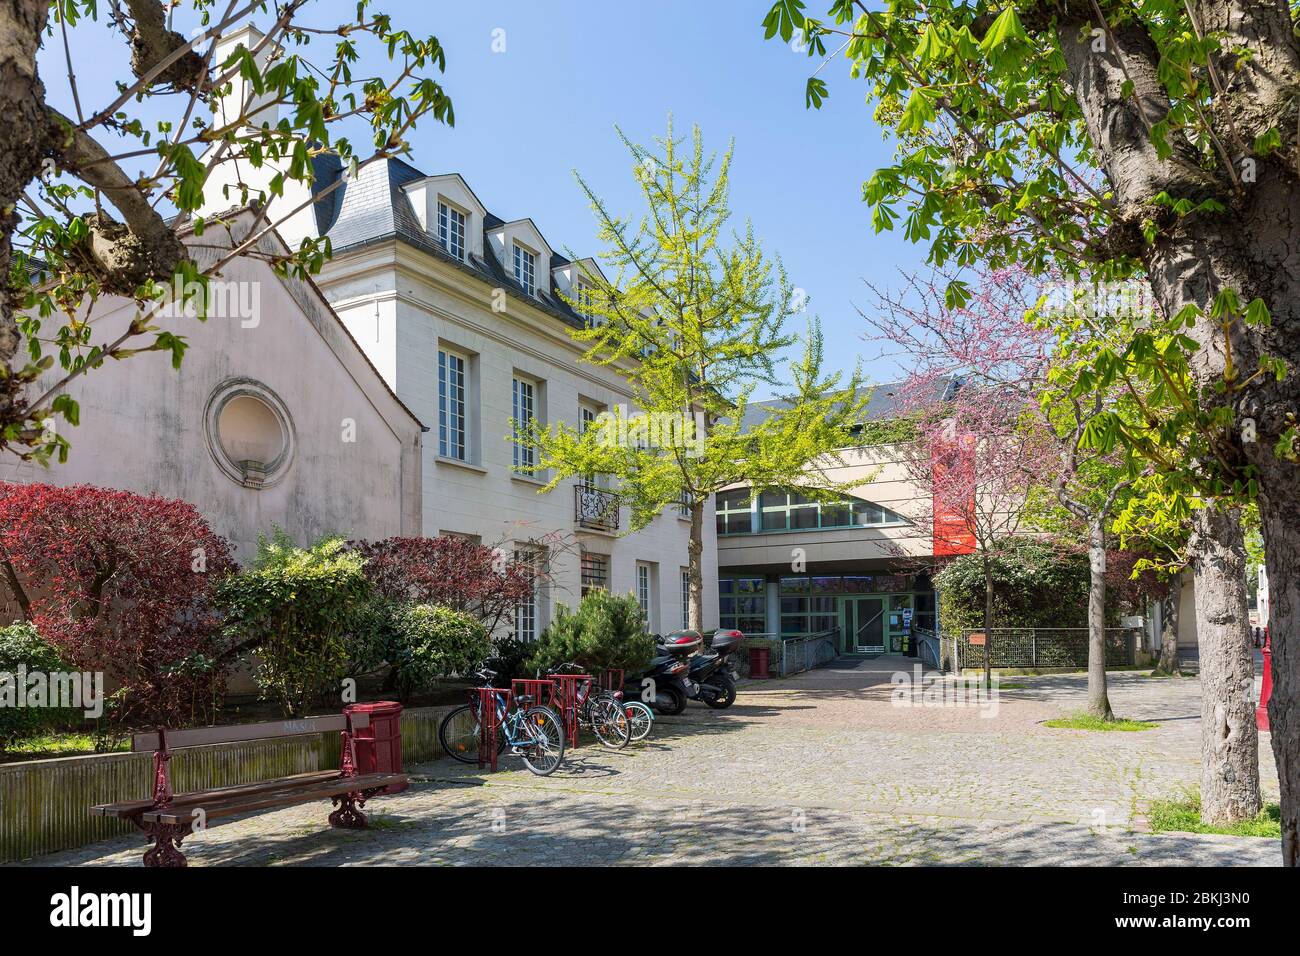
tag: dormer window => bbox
[437,201,465,261]
[513,243,536,296]
[575,281,599,324]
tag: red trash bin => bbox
[345,701,406,793]
[749,646,770,679]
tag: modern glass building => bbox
[716,391,943,656]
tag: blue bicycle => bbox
[438,669,566,775]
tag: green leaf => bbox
[978,7,1027,54]
[897,89,936,133]
[805,76,829,110]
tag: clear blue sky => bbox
[44,0,927,393]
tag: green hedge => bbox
[0,622,82,744]
[935,539,1091,632]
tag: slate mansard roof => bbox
[309,154,588,330]
[738,377,963,431]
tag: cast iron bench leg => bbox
[328,791,369,829]
[141,821,191,867]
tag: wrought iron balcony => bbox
[575,483,620,532]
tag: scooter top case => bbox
[658,629,703,657]
[709,628,744,653]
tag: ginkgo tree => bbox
[2,0,453,463]
[764,0,1299,863]
[517,120,870,631]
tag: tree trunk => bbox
[981,552,993,689]
[1257,457,1300,865]
[0,0,53,437]
[1086,519,1113,719]
[1190,503,1261,824]
[1152,571,1183,677]
[687,498,705,632]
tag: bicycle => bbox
[546,663,631,749]
[439,669,566,776]
[620,698,654,741]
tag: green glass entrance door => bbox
[840,596,886,653]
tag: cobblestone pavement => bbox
[23,660,1282,866]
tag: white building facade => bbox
[209,143,719,639]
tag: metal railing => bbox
[574,483,619,532]
[780,629,838,676]
[953,627,1139,671]
[913,627,942,670]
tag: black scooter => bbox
[679,629,742,708]
[623,631,700,715]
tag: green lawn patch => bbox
[0,732,128,763]
[1043,713,1159,732]
[1147,792,1281,839]
[996,682,1027,690]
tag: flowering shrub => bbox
[0,482,233,727]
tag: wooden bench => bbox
[91,711,407,867]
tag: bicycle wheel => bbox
[439,703,506,764]
[590,696,631,749]
[515,706,566,776]
[622,700,654,741]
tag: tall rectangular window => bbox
[579,402,606,488]
[580,549,608,597]
[437,201,465,261]
[513,243,536,296]
[718,576,767,635]
[514,547,539,641]
[512,376,535,471]
[438,349,466,460]
[681,568,691,630]
[636,563,651,629]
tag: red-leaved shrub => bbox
[349,535,549,633]
[0,482,234,727]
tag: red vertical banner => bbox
[931,433,976,556]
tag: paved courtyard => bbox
[24,659,1282,866]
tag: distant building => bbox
[715,387,939,656]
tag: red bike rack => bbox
[476,687,512,771]
[511,678,558,711]
[550,673,592,748]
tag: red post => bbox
[345,701,406,793]
[1256,628,1272,732]
[550,673,591,748]
[477,687,511,771]
[510,678,558,711]
[749,646,770,679]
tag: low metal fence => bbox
[953,627,1139,671]
[779,630,838,677]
